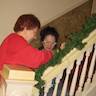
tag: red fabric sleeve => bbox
[7,45,53,69]
[0,33,53,69]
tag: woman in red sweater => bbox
[0,14,53,70]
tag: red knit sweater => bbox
[0,33,53,70]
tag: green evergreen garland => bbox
[35,15,96,90]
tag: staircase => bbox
[33,29,96,96]
[0,25,96,96]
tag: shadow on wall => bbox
[31,0,93,48]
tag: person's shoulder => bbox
[5,33,27,44]
[8,33,19,38]
[6,33,24,41]
[5,33,18,40]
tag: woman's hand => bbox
[60,42,65,50]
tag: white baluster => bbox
[0,76,6,96]
[61,68,71,96]
[76,51,90,95]
[86,44,96,86]
[92,57,96,84]
[52,71,63,96]
[2,82,6,96]
[69,57,83,96]
[44,81,52,96]
[32,87,39,96]
[92,45,96,83]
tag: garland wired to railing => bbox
[35,15,96,90]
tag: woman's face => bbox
[42,35,56,50]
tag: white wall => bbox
[0,0,88,43]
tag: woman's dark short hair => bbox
[14,14,41,32]
[40,26,59,42]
